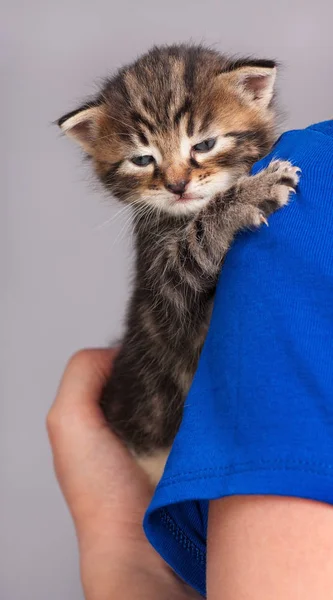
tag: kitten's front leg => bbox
[183,160,300,280]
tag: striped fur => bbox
[58,45,299,466]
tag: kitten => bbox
[58,44,299,484]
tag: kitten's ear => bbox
[57,104,105,154]
[220,61,277,109]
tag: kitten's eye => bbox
[131,155,155,167]
[192,138,216,153]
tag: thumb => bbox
[48,348,117,435]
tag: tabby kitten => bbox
[59,44,299,483]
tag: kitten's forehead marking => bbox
[124,57,185,121]
[129,101,236,165]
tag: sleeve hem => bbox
[147,459,333,512]
[158,456,333,489]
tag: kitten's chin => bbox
[166,196,211,217]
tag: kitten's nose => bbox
[166,180,189,195]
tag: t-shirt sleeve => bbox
[144,122,333,597]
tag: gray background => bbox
[2,1,333,598]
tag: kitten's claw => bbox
[259,213,269,227]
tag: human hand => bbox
[47,348,200,600]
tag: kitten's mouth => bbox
[175,194,203,203]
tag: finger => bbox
[55,347,117,408]
[48,348,117,436]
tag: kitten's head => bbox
[59,45,278,217]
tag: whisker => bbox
[111,211,135,247]
[94,204,131,230]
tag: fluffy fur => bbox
[58,45,299,481]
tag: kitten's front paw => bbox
[251,160,300,221]
[237,160,300,230]
[261,160,300,209]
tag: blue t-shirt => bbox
[144,121,333,597]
